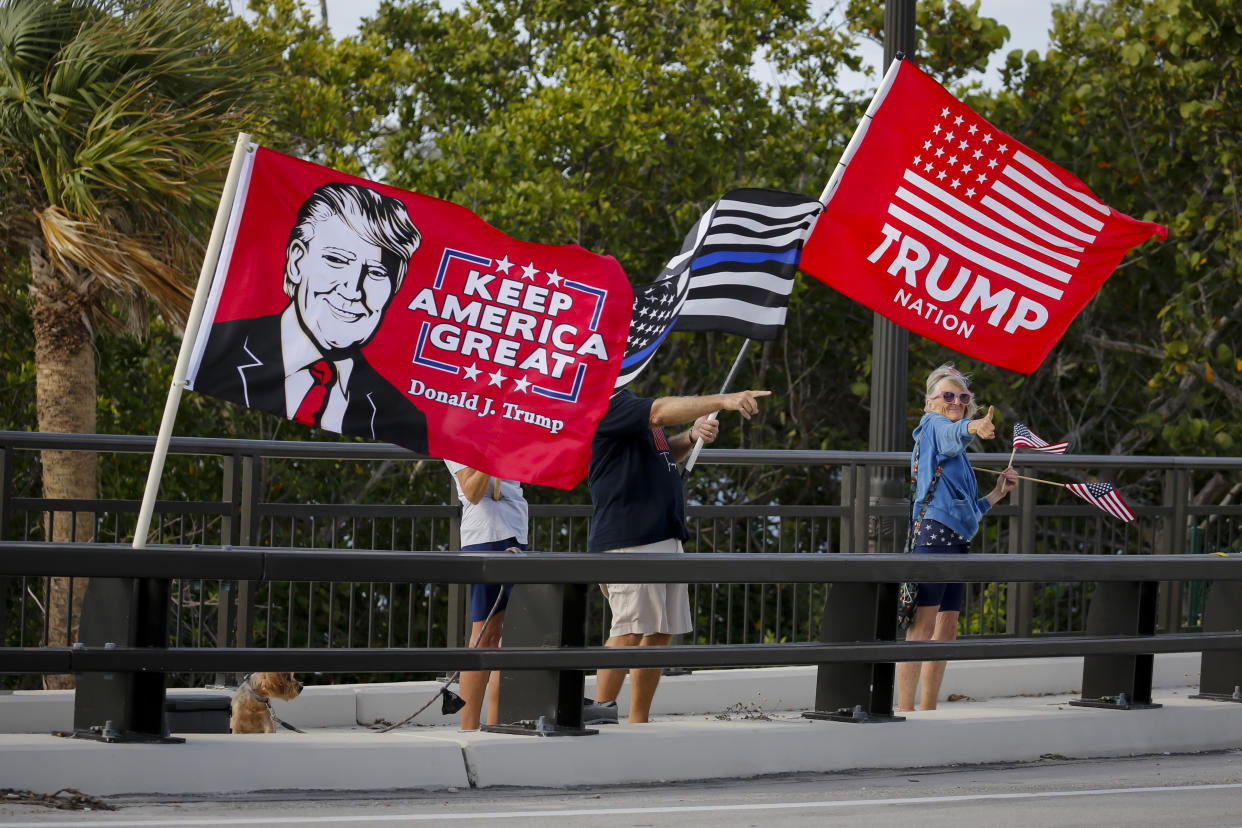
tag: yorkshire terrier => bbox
[229,672,303,734]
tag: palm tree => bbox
[0,0,265,686]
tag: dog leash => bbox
[239,673,306,734]
[374,572,512,733]
[234,546,513,735]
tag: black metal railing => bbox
[2,541,1240,738]
[3,432,1241,689]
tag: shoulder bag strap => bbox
[905,432,945,554]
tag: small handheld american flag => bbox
[1065,481,1135,523]
[1013,422,1068,454]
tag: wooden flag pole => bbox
[1008,444,1018,467]
[682,338,752,476]
[973,465,1064,488]
[132,133,252,549]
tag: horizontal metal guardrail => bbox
[2,541,1240,676]
[5,634,1242,675]
[2,541,1240,583]
[9,430,1242,470]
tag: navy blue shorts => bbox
[462,537,525,622]
[912,542,969,613]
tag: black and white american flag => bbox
[614,189,822,389]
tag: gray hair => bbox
[924,362,979,418]
[284,182,422,298]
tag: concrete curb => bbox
[1,691,1239,795]
[1,653,1234,796]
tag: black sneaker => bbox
[582,697,618,725]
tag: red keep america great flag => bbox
[186,145,631,489]
[800,60,1167,374]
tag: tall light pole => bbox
[870,0,917,542]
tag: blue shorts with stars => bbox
[911,519,969,612]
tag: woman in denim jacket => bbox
[896,364,1017,713]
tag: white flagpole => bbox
[818,55,905,205]
[132,133,252,549]
[681,338,752,475]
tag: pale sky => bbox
[322,0,1058,91]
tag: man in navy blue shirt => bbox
[589,387,769,723]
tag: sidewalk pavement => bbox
[2,654,1239,796]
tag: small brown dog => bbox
[229,672,303,733]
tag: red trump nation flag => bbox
[186,145,631,489]
[800,59,1167,374]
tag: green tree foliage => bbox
[964,0,1241,504]
[221,0,407,175]
[845,0,1011,84]
[0,0,272,680]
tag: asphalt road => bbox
[2,750,1240,827]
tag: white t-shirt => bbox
[444,460,529,547]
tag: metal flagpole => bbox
[681,338,752,475]
[132,132,252,549]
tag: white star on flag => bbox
[488,369,506,387]
[493,255,513,275]
[520,262,539,281]
[462,363,482,382]
[799,57,1166,375]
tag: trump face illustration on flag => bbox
[194,182,430,453]
[186,146,631,489]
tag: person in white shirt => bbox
[445,460,528,730]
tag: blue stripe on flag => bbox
[691,248,800,270]
[620,314,680,368]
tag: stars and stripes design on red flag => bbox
[1066,481,1136,523]
[800,59,1167,374]
[1012,422,1068,454]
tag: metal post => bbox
[71,577,184,742]
[1007,466,1036,636]
[1157,468,1188,632]
[446,513,466,650]
[1190,579,1242,702]
[234,455,258,650]
[0,446,11,648]
[853,465,871,556]
[214,454,240,685]
[489,564,595,736]
[1070,580,1161,710]
[839,462,855,556]
[868,0,917,548]
[804,581,903,723]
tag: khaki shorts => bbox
[600,538,692,637]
